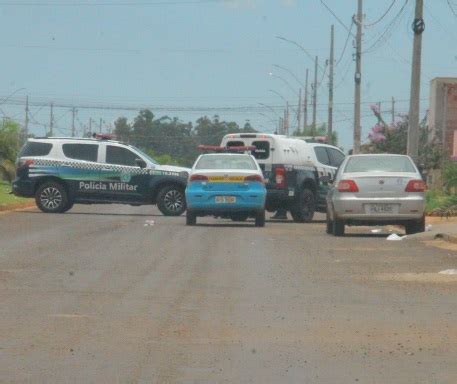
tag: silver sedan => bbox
[326,154,426,236]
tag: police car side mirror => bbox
[135,158,147,168]
[320,175,333,184]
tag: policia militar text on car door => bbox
[12,137,190,215]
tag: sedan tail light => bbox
[337,179,359,193]
[244,175,264,183]
[405,179,426,192]
[189,174,208,182]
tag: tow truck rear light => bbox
[337,180,359,192]
[275,167,286,188]
[244,175,264,183]
[189,174,209,182]
[405,179,426,192]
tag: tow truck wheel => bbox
[157,185,186,216]
[255,210,265,227]
[333,218,345,236]
[186,211,196,226]
[326,208,334,234]
[290,188,315,223]
[35,181,69,213]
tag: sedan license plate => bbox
[366,203,397,214]
[215,196,236,204]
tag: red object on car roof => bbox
[92,133,115,140]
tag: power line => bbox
[447,0,457,17]
[319,0,355,36]
[363,0,397,27]
[362,0,410,55]
[336,21,354,66]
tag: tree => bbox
[0,120,20,182]
[113,117,131,143]
[363,105,443,169]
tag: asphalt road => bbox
[1,204,457,383]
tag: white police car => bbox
[12,136,190,215]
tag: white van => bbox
[220,133,345,222]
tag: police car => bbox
[185,146,267,227]
[220,133,345,222]
[12,136,190,215]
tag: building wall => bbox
[429,77,457,157]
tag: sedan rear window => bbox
[195,155,257,170]
[345,156,416,173]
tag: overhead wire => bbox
[363,0,397,27]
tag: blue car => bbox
[185,152,267,227]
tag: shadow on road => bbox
[18,211,165,218]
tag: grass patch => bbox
[426,190,457,216]
[0,181,32,208]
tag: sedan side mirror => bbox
[135,158,147,168]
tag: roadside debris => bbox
[425,224,433,232]
[144,220,155,227]
[386,233,407,241]
[371,228,382,234]
[439,269,457,275]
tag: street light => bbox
[276,36,326,74]
[273,64,305,89]
[0,88,26,106]
[269,73,299,97]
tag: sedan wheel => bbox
[157,185,186,216]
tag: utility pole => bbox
[353,0,363,154]
[297,88,302,133]
[407,0,425,160]
[304,68,309,131]
[71,107,76,137]
[49,102,54,137]
[99,118,103,133]
[89,118,92,135]
[328,24,335,142]
[278,117,283,135]
[24,96,29,139]
[312,56,318,136]
[391,97,395,125]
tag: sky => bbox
[0,0,456,151]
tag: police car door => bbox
[98,143,149,203]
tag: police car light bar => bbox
[197,145,256,152]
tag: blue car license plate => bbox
[215,196,236,203]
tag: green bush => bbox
[426,190,457,217]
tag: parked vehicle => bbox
[185,149,267,227]
[12,136,190,215]
[326,154,426,236]
[220,133,345,222]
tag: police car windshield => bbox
[195,155,257,170]
[130,146,159,165]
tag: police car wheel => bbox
[157,185,186,216]
[186,211,197,225]
[290,188,315,223]
[35,181,69,213]
[255,210,265,227]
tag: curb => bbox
[434,233,457,244]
